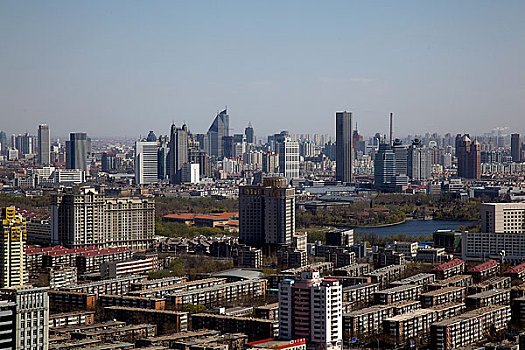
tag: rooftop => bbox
[432,258,464,271]
[468,259,499,272]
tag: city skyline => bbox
[1,1,524,137]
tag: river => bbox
[350,220,477,237]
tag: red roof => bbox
[80,247,130,257]
[469,259,499,273]
[433,258,464,271]
[26,245,66,254]
[507,261,525,274]
[45,246,99,257]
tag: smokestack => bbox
[389,112,394,146]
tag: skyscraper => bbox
[207,108,229,158]
[245,122,254,144]
[0,131,6,155]
[511,133,522,163]
[336,111,353,183]
[407,139,432,181]
[392,139,408,177]
[38,124,50,165]
[0,207,27,288]
[275,134,299,179]
[239,177,295,249]
[135,140,159,185]
[66,132,89,171]
[457,134,481,179]
[374,143,396,190]
[169,124,189,184]
[279,270,342,350]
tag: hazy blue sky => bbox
[1,1,524,139]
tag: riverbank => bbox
[351,219,407,228]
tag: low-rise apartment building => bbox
[49,311,95,328]
[432,259,465,280]
[420,287,466,307]
[469,276,511,294]
[374,284,423,305]
[468,259,500,282]
[390,273,436,291]
[190,313,279,342]
[466,289,510,308]
[365,265,407,289]
[430,305,511,350]
[343,305,394,339]
[427,274,473,290]
[342,283,378,304]
[104,306,188,335]
[169,279,267,307]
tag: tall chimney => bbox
[389,112,394,146]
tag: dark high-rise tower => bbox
[511,133,522,162]
[335,111,353,183]
[206,108,229,158]
[457,134,481,179]
[66,132,89,171]
[146,130,157,142]
[169,124,188,184]
[38,124,50,165]
[245,122,254,144]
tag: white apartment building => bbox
[279,271,342,350]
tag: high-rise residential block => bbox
[66,132,90,171]
[135,140,159,185]
[511,133,522,162]
[279,270,342,350]
[0,207,28,288]
[336,111,353,183]
[456,134,481,179]
[37,124,50,165]
[0,286,50,350]
[207,108,229,158]
[169,124,189,184]
[480,202,525,233]
[51,187,154,249]
[239,177,295,248]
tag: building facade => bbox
[51,187,154,250]
[0,286,50,350]
[37,124,50,165]
[0,207,27,288]
[135,140,158,185]
[207,109,229,158]
[169,124,189,184]
[66,132,90,171]
[480,202,525,234]
[239,177,295,248]
[279,271,342,350]
[335,111,353,183]
[456,134,481,179]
